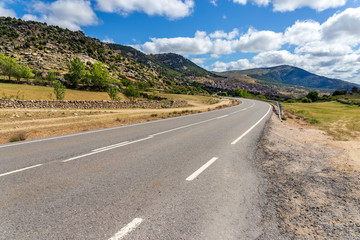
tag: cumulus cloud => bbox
[322,7,360,46]
[140,28,283,55]
[232,0,346,12]
[207,7,360,82]
[24,0,98,31]
[191,58,207,65]
[295,42,352,57]
[212,59,255,72]
[284,20,321,45]
[142,31,213,55]
[209,29,239,40]
[232,28,283,52]
[95,0,194,19]
[0,2,16,17]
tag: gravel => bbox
[256,115,360,239]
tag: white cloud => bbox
[142,31,213,55]
[139,7,360,82]
[212,59,255,72]
[209,29,239,40]
[25,0,98,31]
[0,2,16,17]
[22,14,39,21]
[322,7,360,46]
[284,20,321,45]
[140,28,282,55]
[95,0,194,19]
[102,37,115,44]
[232,28,283,52]
[209,0,218,6]
[295,42,352,57]
[191,58,207,65]
[232,0,346,12]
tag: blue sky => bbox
[1,0,360,83]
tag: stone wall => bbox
[0,99,188,109]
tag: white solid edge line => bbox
[109,218,143,240]
[0,164,43,177]
[231,104,272,145]
[186,157,219,181]
[0,101,245,149]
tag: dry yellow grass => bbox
[0,95,238,143]
[0,82,129,101]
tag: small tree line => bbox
[0,53,33,81]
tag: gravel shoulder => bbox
[257,114,360,239]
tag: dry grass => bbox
[0,95,238,143]
[282,101,360,140]
[0,82,129,101]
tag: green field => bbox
[283,102,360,140]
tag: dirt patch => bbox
[257,114,360,239]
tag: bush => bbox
[124,85,140,101]
[53,80,66,100]
[9,131,27,142]
[107,87,120,101]
[332,90,347,96]
[306,91,319,102]
[301,97,312,103]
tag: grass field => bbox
[283,101,360,140]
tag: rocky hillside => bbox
[107,44,216,80]
[0,17,185,89]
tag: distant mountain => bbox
[217,65,359,92]
[107,44,216,79]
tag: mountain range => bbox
[1,16,359,97]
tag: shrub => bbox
[107,87,120,101]
[53,80,66,100]
[306,91,319,102]
[124,85,140,101]
[9,131,27,142]
[301,97,312,103]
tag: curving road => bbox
[0,99,272,240]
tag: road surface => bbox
[0,99,272,239]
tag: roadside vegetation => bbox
[282,101,360,140]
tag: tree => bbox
[53,80,66,100]
[90,62,110,91]
[332,90,347,96]
[47,71,57,82]
[21,66,33,80]
[107,87,120,101]
[124,85,140,101]
[352,86,359,94]
[64,58,86,88]
[306,91,319,102]
[0,53,19,80]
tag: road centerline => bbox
[186,157,219,181]
[109,218,143,240]
[0,164,43,177]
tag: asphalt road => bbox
[0,99,272,240]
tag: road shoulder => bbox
[256,114,360,239]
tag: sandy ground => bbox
[257,114,360,239]
[0,98,237,144]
